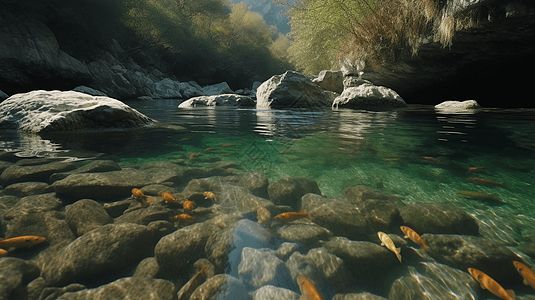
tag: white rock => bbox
[256,71,332,109]
[332,83,406,110]
[202,82,234,96]
[178,94,255,108]
[435,100,481,111]
[72,85,108,97]
[0,90,154,133]
[151,78,182,99]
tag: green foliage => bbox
[282,0,377,75]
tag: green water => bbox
[108,102,535,248]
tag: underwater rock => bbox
[268,177,322,209]
[400,203,479,235]
[277,221,332,245]
[189,274,250,300]
[55,277,175,300]
[53,168,181,201]
[256,71,332,109]
[275,242,299,260]
[252,285,300,300]
[333,293,388,300]
[207,218,273,275]
[0,90,155,133]
[358,199,404,234]
[238,247,294,289]
[115,204,173,226]
[286,247,354,294]
[37,283,86,300]
[423,234,524,285]
[41,223,154,286]
[65,199,113,236]
[3,193,62,220]
[50,160,122,182]
[313,70,344,94]
[388,265,478,300]
[102,199,137,218]
[177,259,216,300]
[133,257,160,280]
[300,193,369,240]
[332,83,406,110]
[216,186,275,216]
[236,172,270,199]
[0,258,41,299]
[5,211,75,250]
[321,237,400,281]
[178,94,255,107]
[3,182,52,197]
[341,185,401,205]
[1,161,77,186]
[155,221,221,272]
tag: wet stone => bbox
[189,274,250,300]
[0,161,77,186]
[50,160,122,182]
[55,277,175,300]
[274,242,299,260]
[301,193,369,240]
[0,258,41,299]
[216,186,275,215]
[38,283,86,300]
[133,257,160,280]
[400,203,479,236]
[114,204,172,226]
[388,265,478,300]
[102,199,136,218]
[3,182,52,197]
[277,220,332,245]
[238,247,293,290]
[252,285,300,300]
[423,234,523,285]
[65,199,113,236]
[267,177,322,209]
[155,221,221,273]
[3,193,62,220]
[332,293,388,300]
[321,237,400,281]
[41,223,155,287]
[358,199,404,234]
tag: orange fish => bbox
[0,249,7,256]
[132,188,145,198]
[146,196,155,203]
[378,231,402,263]
[468,177,507,188]
[513,261,535,291]
[273,211,310,222]
[221,143,234,147]
[297,275,325,300]
[183,200,195,211]
[189,153,199,160]
[162,192,177,203]
[468,268,515,300]
[203,147,216,153]
[468,166,487,173]
[400,226,427,252]
[0,235,46,248]
[171,214,194,222]
[456,190,502,203]
[203,191,217,202]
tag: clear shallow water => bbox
[2,100,535,297]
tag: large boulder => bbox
[434,100,481,112]
[151,78,183,99]
[0,90,154,133]
[179,94,255,107]
[256,71,332,109]
[313,70,344,94]
[332,81,406,110]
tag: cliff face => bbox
[359,0,535,107]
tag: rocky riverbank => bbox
[0,153,533,299]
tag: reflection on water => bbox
[1,102,535,298]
